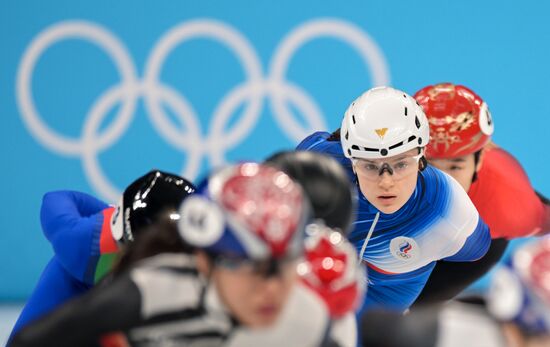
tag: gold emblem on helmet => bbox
[375,128,388,139]
[428,83,455,100]
[428,112,475,129]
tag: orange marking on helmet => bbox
[375,128,388,139]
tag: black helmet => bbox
[265,151,356,235]
[111,170,195,243]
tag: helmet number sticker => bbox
[178,196,225,247]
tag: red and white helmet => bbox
[414,83,494,158]
[178,163,310,261]
[488,237,550,334]
[341,86,429,159]
[298,224,366,318]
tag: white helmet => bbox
[341,86,429,159]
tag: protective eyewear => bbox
[353,152,423,181]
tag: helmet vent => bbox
[408,135,416,143]
[403,94,407,98]
[415,116,421,129]
[352,115,356,124]
[404,107,408,116]
[345,131,349,140]
[389,141,403,150]
[351,145,379,153]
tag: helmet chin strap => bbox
[359,211,380,262]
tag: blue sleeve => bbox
[444,218,491,262]
[296,131,331,151]
[40,191,109,282]
[297,132,356,182]
[9,257,90,337]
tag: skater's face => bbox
[353,148,420,214]
[198,253,298,328]
[428,153,482,192]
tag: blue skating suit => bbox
[297,132,491,312]
[10,191,115,336]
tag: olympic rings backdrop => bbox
[1,0,549,300]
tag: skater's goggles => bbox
[352,152,423,181]
[214,253,299,278]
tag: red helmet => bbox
[298,224,366,318]
[178,163,310,261]
[414,83,494,158]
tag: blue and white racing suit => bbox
[297,131,491,313]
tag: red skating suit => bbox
[468,146,549,239]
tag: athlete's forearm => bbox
[40,191,111,282]
[41,190,108,241]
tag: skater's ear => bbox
[474,148,486,173]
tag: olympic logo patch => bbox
[389,236,419,261]
[16,18,389,201]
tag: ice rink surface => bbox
[0,304,22,346]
